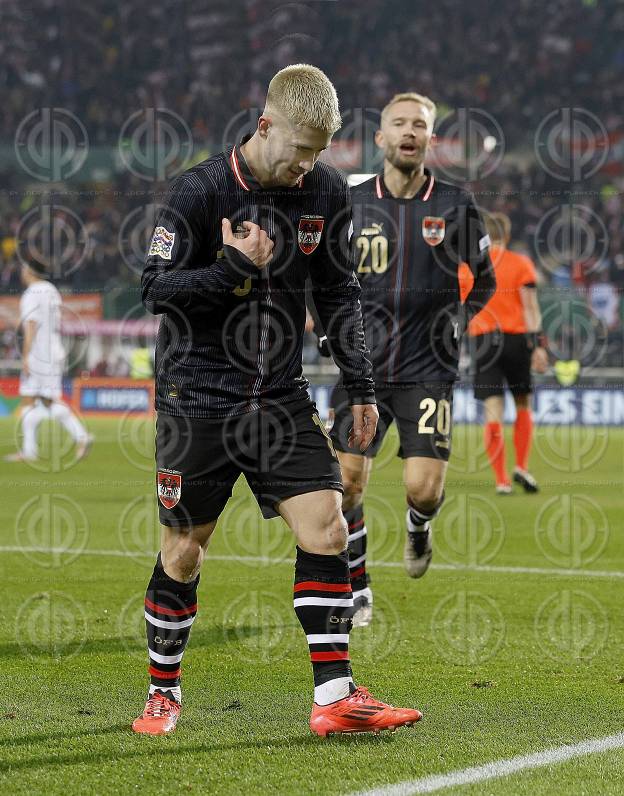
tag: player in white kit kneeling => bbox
[4,262,92,463]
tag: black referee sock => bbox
[344,504,369,594]
[293,546,354,704]
[144,553,199,700]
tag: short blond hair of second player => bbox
[381,92,437,126]
[265,64,342,134]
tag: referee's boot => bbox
[513,467,539,493]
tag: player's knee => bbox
[319,511,349,555]
[406,480,444,514]
[164,533,204,582]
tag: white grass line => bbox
[348,731,624,795]
[1,546,624,580]
[431,562,624,580]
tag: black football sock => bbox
[293,546,354,703]
[408,491,445,528]
[144,553,199,701]
[344,504,369,594]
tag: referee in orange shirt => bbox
[466,212,548,494]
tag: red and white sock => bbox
[144,554,198,702]
[293,546,354,705]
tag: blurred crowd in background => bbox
[2,0,622,145]
[0,0,622,368]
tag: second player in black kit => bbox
[322,93,495,628]
[330,167,495,460]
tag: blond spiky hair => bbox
[265,64,342,134]
[381,92,437,126]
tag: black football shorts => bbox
[329,383,454,461]
[155,397,342,527]
[472,332,532,400]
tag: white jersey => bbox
[19,280,65,385]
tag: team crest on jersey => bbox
[157,468,182,509]
[422,216,445,246]
[149,226,175,260]
[298,216,324,255]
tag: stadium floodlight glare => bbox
[483,135,497,152]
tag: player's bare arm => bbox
[520,285,548,374]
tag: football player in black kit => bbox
[132,66,422,737]
[327,93,496,626]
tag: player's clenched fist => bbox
[222,218,274,269]
[348,403,379,452]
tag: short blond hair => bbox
[381,92,437,126]
[485,211,511,243]
[265,64,342,134]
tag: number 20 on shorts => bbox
[418,398,451,436]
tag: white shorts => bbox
[19,370,63,400]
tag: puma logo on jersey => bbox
[361,222,384,236]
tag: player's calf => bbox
[293,545,354,706]
[132,551,200,734]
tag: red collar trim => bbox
[230,148,251,191]
[375,172,435,201]
[422,174,435,201]
[230,146,304,191]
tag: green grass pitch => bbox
[1,416,623,795]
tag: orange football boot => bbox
[132,691,181,735]
[310,686,422,737]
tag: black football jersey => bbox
[142,136,375,418]
[349,169,495,383]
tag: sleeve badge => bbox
[148,226,176,260]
